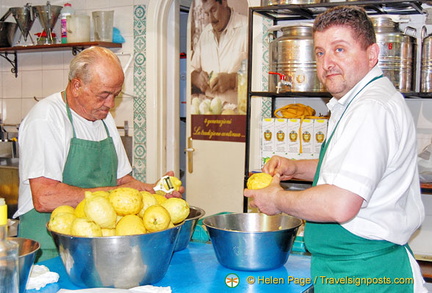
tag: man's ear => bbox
[367,43,380,68]
[70,78,81,96]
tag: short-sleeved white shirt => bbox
[318,66,424,245]
[14,92,132,217]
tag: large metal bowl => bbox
[173,206,205,252]
[203,213,302,271]
[0,21,18,47]
[8,237,40,293]
[48,224,182,288]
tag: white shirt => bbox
[319,66,424,245]
[14,92,132,217]
[190,8,248,104]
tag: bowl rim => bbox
[202,212,302,233]
[187,205,205,221]
[7,237,40,257]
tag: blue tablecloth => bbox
[27,242,313,293]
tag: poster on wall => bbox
[189,0,248,142]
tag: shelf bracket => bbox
[71,46,85,56]
[0,51,18,78]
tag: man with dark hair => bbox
[245,6,426,292]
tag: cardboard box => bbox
[313,119,328,155]
[274,118,288,156]
[300,119,314,154]
[287,118,301,154]
[261,118,275,153]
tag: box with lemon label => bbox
[287,118,300,155]
[300,119,314,154]
[274,118,288,157]
[314,119,328,154]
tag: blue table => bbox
[27,242,313,293]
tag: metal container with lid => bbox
[420,29,432,92]
[372,16,415,93]
[269,25,325,93]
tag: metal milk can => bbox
[372,16,415,93]
[420,28,432,92]
[269,25,325,93]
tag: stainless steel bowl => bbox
[174,206,205,252]
[48,224,182,288]
[203,213,302,271]
[8,237,40,293]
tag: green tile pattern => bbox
[133,5,147,181]
[261,18,272,118]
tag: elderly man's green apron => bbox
[19,98,118,262]
[304,75,414,292]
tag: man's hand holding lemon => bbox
[244,172,284,216]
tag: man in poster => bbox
[190,0,248,112]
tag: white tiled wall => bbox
[0,0,139,135]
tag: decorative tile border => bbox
[133,5,147,181]
[261,18,272,118]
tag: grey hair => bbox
[68,46,121,83]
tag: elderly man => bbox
[15,47,182,261]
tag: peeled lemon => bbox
[153,194,168,205]
[70,218,102,237]
[247,173,273,189]
[48,212,76,234]
[138,191,158,218]
[51,205,75,220]
[116,215,146,236]
[109,187,143,216]
[153,176,182,196]
[84,195,117,229]
[162,198,190,224]
[143,205,171,233]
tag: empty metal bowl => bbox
[48,224,182,289]
[174,206,205,251]
[0,21,18,47]
[203,213,302,271]
[8,237,40,293]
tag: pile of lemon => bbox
[48,187,190,237]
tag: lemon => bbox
[138,191,158,218]
[247,173,273,189]
[161,198,190,224]
[85,190,110,199]
[70,218,102,237]
[101,228,116,237]
[74,199,86,218]
[48,212,76,234]
[84,195,117,229]
[153,194,168,205]
[143,205,171,233]
[116,215,147,236]
[51,205,75,220]
[109,187,143,216]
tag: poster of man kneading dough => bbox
[189,0,248,142]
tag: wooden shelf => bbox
[0,42,122,77]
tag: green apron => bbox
[304,75,414,292]
[19,95,118,262]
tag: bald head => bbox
[68,46,124,84]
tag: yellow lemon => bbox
[109,187,143,216]
[51,205,75,220]
[138,191,158,218]
[101,228,116,237]
[161,198,190,224]
[247,173,273,189]
[85,190,110,199]
[74,199,86,218]
[116,215,147,236]
[153,194,168,205]
[70,218,102,237]
[84,195,117,229]
[142,205,171,233]
[48,212,76,235]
